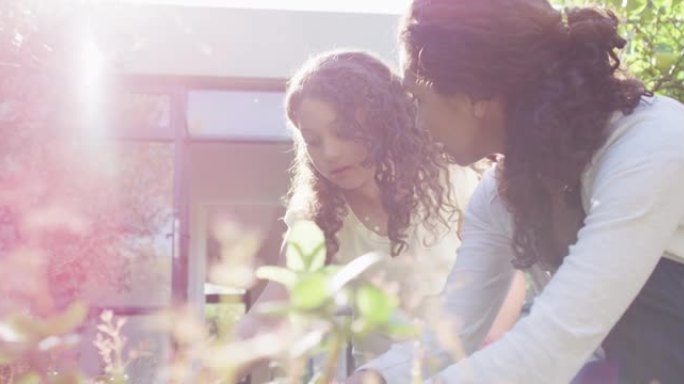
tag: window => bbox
[187,90,290,141]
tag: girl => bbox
[236,50,526,374]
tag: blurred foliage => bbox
[555,0,684,100]
[254,220,413,383]
[92,310,152,384]
[1,0,173,382]
[0,301,88,383]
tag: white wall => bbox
[93,4,402,78]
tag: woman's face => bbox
[405,75,506,166]
[295,97,375,192]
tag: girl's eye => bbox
[333,122,363,142]
[334,129,351,140]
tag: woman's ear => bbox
[472,99,487,119]
[472,97,506,122]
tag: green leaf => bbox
[285,241,307,271]
[607,0,624,8]
[387,323,419,339]
[6,315,47,342]
[654,43,677,72]
[655,51,678,72]
[641,9,656,23]
[306,242,326,272]
[108,374,129,384]
[322,264,342,274]
[290,273,330,310]
[17,373,41,384]
[256,266,298,287]
[355,285,396,327]
[45,301,88,336]
[0,321,26,343]
[330,252,382,292]
[285,220,326,272]
[0,352,15,365]
[51,371,88,384]
[626,0,647,13]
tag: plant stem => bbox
[319,327,345,384]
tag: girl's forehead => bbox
[296,98,339,127]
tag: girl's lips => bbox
[331,165,353,175]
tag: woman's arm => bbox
[353,168,518,383]
[482,270,526,347]
[427,111,684,383]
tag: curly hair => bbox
[401,0,649,270]
[285,50,456,263]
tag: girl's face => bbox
[295,97,376,192]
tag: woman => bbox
[235,50,526,373]
[352,1,684,383]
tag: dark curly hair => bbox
[285,50,456,263]
[401,0,649,269]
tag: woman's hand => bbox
[345,369,386,384]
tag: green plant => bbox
[0,300,88,383]
[254,220,414,383]
[555,0,684,100]
[92,311,152,384]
